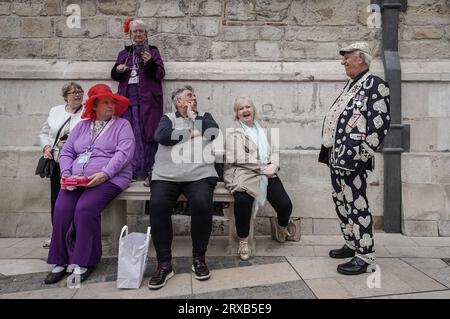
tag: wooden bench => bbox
[101,181,256,255]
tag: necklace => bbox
[93,120,108,133]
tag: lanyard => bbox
[79,119,113,175]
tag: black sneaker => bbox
[148,264,174,290]
[192,257,210,281]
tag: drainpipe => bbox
[378,0,409,232]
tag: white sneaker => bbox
[42,239,51,249]
[238,240,251,261]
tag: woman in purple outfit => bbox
[111,17,165,183]
[45,84,135,285]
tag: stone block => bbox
[433,156,450,184]
[43,38,60,57]
[401,154,433,184]
[281,41,339,60]
[138,0,189,17]
[0,2,10,16]
[402,220,439,237]
[301,218,313,235]
[289,0,357,26]
[402,82,450,118]
[403,183,447,221]
[254,216,271,235]
[11,0,44,16]
[284,183,336,219]
[0,39,43,59]
[0,176,49,213]
[0,114,45,146]
[21,18,53,38]
[210,41,255,60]
[107,18,124,39]
[403,0,450,25]
[254,0,290,22]
[438,221,450,237]
[405,117,449,152]
[225,0,255,21]
[255,41,280,60]
[190,18,220,37]
[43,0,61,16]
[399,40,450,59]
[191,0,222,17]
[16,149,43,178]
[62,0,97,17]
[150,34,210,61]
[445,25,450,40]
[0,17,21,38]
[0,151,19,177]
[160,18,191,35]
[102,39,128,60]
[260,25,284,41]
[312,218,341,235]
[98,0,137,15]
[219,26,260,41]
[403,25,444,40]
[59,39,106,60]
[55,17,107,38]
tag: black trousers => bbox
[149,177,218,263]
[233,177,293,238]
[50,163,61,225]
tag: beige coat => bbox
[223,121,280,198]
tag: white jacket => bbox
[38,104,84,148]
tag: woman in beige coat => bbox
[224,97,293,260]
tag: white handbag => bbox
[117,225,151,289]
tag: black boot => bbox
[337,257,376,275]
[329,245,356,259]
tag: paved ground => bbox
[1,233,450,299]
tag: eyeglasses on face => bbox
[68,91,84,95]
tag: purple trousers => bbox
[47,182,122,267]
[122,84,158,179]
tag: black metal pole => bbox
[380,0,408,233]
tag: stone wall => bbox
[0,59,448,237]
[0,0,449,61]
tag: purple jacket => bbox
[111,45,165,142]
[59,117,135,190]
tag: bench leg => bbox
[101,200,127,256]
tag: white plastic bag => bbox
[117,225,151,289]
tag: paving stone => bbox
[0,259,52,276]
[385,246,442,258]
[402,258,450,288]
[304,278,352,299]
[333,258,446,298]
[192,262,300,294]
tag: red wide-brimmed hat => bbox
[82,84,130,119]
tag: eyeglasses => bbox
[68,91,84,96]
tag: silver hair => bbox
[61,82,83,102]
[171,85,194,108]
[354,50,372,67]
[129,19,146,31]
[233,97,256,121]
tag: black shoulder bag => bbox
[35,108,79,178]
